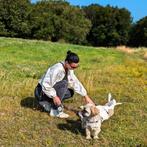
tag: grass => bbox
[0,37,147,146]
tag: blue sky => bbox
[31,0,147,22]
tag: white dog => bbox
[79,93,122,139]
[78,103,101,139]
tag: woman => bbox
[34,50,95,118]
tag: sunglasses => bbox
[68,63,79,69]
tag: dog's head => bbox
[80,104,99,118]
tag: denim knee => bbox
[53,80,68,89]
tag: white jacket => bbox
[39,61,87,98]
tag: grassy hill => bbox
[0,37,146,146]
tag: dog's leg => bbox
[82,121,86,129]
[93,127,101,139]
[108,93,112,102]
[86,127,91,139]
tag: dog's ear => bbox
[90,106,99,116]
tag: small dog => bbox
[78,103,101,139]
[79,93,122,139]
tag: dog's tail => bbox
[115,102,122,106]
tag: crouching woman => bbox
[34,50,94,118]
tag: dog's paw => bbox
[93,136,99,139]
[80,106,84,109]
[86,136,92,140]
[77,111,83,119]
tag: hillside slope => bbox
[0,37,146,146]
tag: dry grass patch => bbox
[116,46,135,54]
[143,51,147,60]
[116,46,147,61]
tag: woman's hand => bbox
[84,95,95,105]
[53,96,62,106]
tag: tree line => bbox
[0,0,147,47]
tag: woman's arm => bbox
[68,70,87,96]
[84,95,95,105]
[41,63,64,99]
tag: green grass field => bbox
[0,37,147,146]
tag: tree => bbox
[129,16,147,47]
[0,0,32,37]
[61,6,91,44]
[30,1,91,43]
[83,4,132,46]
[29,2,54,40]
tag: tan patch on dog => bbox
[90,106,99,117]
[108,109,114,117]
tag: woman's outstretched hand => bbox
[84,95,95,105]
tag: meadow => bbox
[0,37,146,146]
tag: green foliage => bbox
[29,1,91,43]
[83,4,132,46]
[0,21,8,36]
[0,0,32,37]
[61,6,91,44]
[0,0,147,46]
[29,1,55,40]
[129,16,147,47]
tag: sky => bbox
[31,0,147,22]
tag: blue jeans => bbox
[34,80,74,109]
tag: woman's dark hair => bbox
[65,50,79,63]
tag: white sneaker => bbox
[50,108,69,118]
[50,108,59,117]
[56,112,69,118]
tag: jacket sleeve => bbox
[41,66,61,98]
[68,70,87,96]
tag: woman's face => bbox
[65,61,79,70]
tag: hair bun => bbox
[67,50,72,55]
[65,50,79,63]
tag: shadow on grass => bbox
[57,119,85,136]
[20,97,43,111]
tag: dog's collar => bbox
[88,120,100,123]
